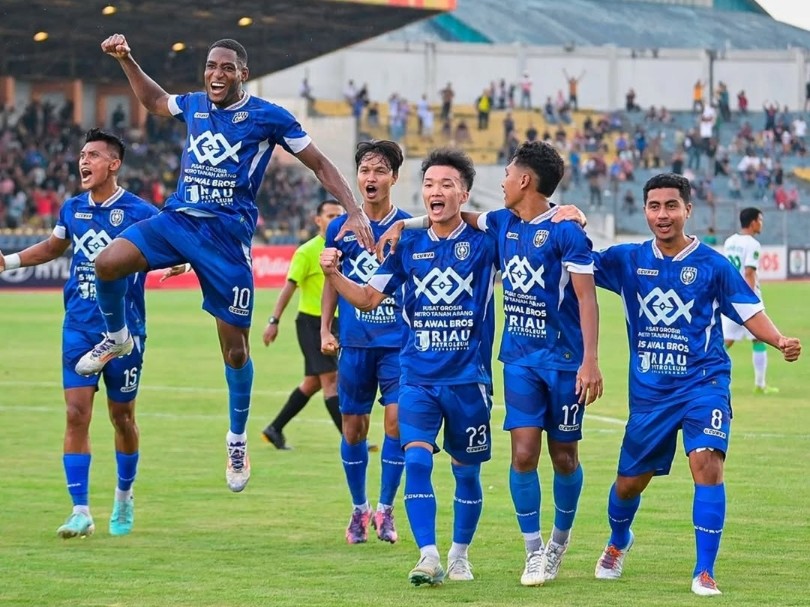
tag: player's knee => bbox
[404,445,433,475]
[223,345,249,368]
[109,405,136,434]
[342,421,366,444]
[549,446,579,475]
[511,444,540,472]
[94,247,121,281]
[65,401,92,430]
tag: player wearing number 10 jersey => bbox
[590,173,801,596]
[722,207,778,394]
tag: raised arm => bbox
[570,272,603,405]
[0,234,70,272]
[295,143,373,250]
[101,34,172,117]
[743,311,801,362]
[320,247,387,312]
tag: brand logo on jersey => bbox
[637,268,659,276]
[638,288,694,326]
[503,255,544,293]
[413,252,434,260]
[74,212,93,220]
[506,232,519,240]
[347,251,379,282]
[454,241,470,261]
[413,267,473,304]
[680,266,697,285]
[533,230,549,247]
[73,229,113,261]
[109,208,124,227]
[193,112,209,119]
[232,111,248,124]
[342,235,357,242]
[753,250,760,260]
[189,131,241,166]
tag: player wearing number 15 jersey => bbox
[590,174,801,597]
[722,207,778,394]
[0,129,156,539]
[321,149,497,587]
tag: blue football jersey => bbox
[326,205,411,349]
[166,92,311,242]
[479,207,594,370]
[594,237,764,409]
[368,222,497,386]
[54,188,157,336]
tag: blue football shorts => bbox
[503,363,583,442]
[617,393,732,477]
[121,210,254,327]
[338,346,400,415]
[63,328,145,403]
[398,382,492,465]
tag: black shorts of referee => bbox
[295,312,339,376]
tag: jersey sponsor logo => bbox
[342,234,357,242]
[109,208,124,227]
[506,231,519,240]
[73,229,114,261]
[638,288,694,326]
[193,112,209,119]
[454,241,470,260]
[533,229,549,247]
[74,212,93,220]
[413,252,434,260]
[503,255,545,293]
[636,268,659,276]
[413,267,473,304]
[680,266,697,285]
[347,250,379,282]
[188,131,241,166]
[232,111,248,124]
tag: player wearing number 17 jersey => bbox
[76,35,371,493]
[321,149,497,586]
[722,207,778,394]
[590,173,801,596]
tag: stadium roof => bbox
[383,0,810,50]
[0,0,453,86]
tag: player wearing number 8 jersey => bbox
[76,34,372,493]
[590,174,801,596]
[721,207,777,394]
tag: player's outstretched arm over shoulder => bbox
[320,247,387,312]
[744,312,802,362]
[320,281,340,356]
[551,205,588,226]
[262,279,298,347]
[375,217,429,261]
[296,144,374,251]
[101,34,172,117]
[0,235,70,272]
[571,272,603,405]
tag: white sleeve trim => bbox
[733,301,765,323]
[477,212,490,231]
[53,225,66,240]
[563,261,594,274]
[286,134,312,154]
[168,95,182,116]
[368,273,394,294]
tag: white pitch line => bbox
[0,380,289,397]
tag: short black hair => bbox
[643,172,691,205]
[355,140,404,175]
[421,148,476,191]
[316,199,341,215]
[209,39,248,66]
[739,207,762,228]
[511,140,564,196]
[85,128,125,162]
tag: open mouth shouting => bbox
[80,166,93,185]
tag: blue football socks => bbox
[378,434,404,507]
[115,451,139,492]
[552,464,583,543]
[63,453,91,507]
[95,276,128,335]
[225,359,253,435]
[403,447,436,548]
[341,436,369,507]
[693,483,725,577]
[451,462,482,545]
[607,482,640,549]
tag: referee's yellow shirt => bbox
[286,234,336,317]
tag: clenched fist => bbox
[320,247,342,276]
[101,34,132,60]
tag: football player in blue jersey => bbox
[590,173,801,596]
[320,140,410,545]
[320,148,497,586]
[0,129,158,539]
[377,140,602,586]
[76,34,373,493]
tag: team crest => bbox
[232,111,248,124]
[454,241,470,260]
[533,230,549,247]
[680,266,697,285]
[109,209,124,227]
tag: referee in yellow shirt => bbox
[261,200,345,450]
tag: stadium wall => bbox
[254,41,808,112]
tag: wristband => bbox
[401,216,430,230]
[4,253,21,270]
